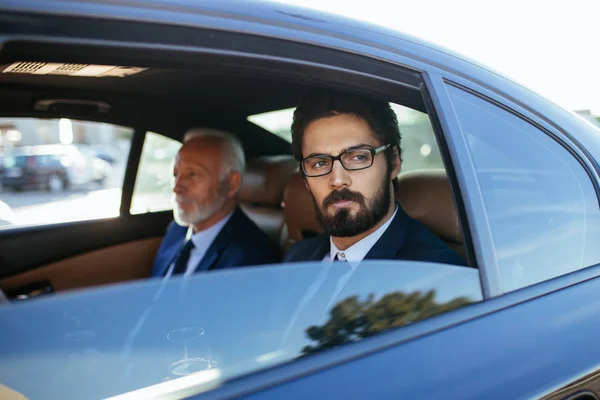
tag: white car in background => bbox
[1,144,111,192]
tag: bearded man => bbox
[284,90,465,267]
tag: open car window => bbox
[0,260,481,399]
[248,103,444,173]
[130,132,182,215]
[0,118,133,229]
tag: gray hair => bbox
[183,127,246,180]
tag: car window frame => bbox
[424,72,600,299]
[120,127,147,215]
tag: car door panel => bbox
[228,273,600,400]
[0,236,162,298]
[0,212,172,293]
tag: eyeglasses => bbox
[301,144,391,177]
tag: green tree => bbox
[302,290,473,355]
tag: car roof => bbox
[0,0,515,88]
[0,0,500,136]
[1,0,600,161]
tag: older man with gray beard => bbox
[151,128,280,278]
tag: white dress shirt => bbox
[164,211,234,278]
[325,204,398,267]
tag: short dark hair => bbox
[291,90,402,171]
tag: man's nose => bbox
[328,160,350,188]
[173,176,186,194]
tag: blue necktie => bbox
[170,240,195,276]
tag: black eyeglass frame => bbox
[301,144,392,177]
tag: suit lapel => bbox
[163,243,183,275]
[195,251,220,273]
[153,225,187,277]
[192,207,241,273]
[364,204,409,260]
[309,235,330,261]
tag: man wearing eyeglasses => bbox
[283,90,465,266]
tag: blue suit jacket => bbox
[284,204,466,266]
[152,207,281,277]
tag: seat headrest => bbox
[395,169,461,244]
[238,155,298,207]
[282,171,323,246]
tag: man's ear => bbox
[391,146,401,178]
[227,171,242,198]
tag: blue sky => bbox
[278,0,600,114]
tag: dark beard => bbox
[312,175,391,238]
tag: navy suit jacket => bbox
[152,207,281,277]
[284,204,466,266]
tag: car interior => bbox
[0,37,472,301]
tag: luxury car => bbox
[0,1,599,399]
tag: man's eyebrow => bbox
[175,163,211,173]
[190,163,212,173]
[304,143,375,159]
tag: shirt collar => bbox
[329,204,398,268]
[185,210,234,247]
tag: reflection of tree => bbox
[302,290,472,355]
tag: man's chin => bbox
[318,206,376,237]
[173,210,193,226]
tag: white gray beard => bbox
[172,195,226,227]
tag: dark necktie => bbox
[170,240,195,276]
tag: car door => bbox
[206,67,600,400]
[0,124,179,299]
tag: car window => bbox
[0,118,133,230]
[447,85,600,292]
[130,131,182,215]
[248,103,444,173]
[0,260,481,399]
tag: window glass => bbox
[247,103,444,173]
[130,132,181,215]
[0,260,481,399]
[390,104,444,172]
[447,85,600,292]
[0,118,133,229]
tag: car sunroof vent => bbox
[2,62,147,77]
[49,63,87,75]
[4,61,47,74]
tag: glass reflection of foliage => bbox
[302,290,473,355]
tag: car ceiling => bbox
[0,40,426,158]
[0,66,312,156]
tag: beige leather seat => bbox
[238,155,298,246]
[281,168,465,259]
[395,169,464,258]
[281,171,323,252]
